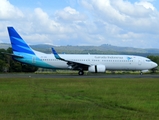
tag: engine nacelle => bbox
[141,70,149,73]
[88,65,106,73]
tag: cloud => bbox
[136,0,155,10]
[55,6,86,22]
[0,0,24,20]
[19,7,84,45]
[33,8,60,33]
[81,0,158,28]
[80,0,159,37]
[0,0,159,48]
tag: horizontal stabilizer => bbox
[1,52,23,58]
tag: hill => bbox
[1,43,159,56]
[0,43,11,49]
[31,44,159,56]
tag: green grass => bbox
[0,78,159,120]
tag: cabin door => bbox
[138,59,142,65]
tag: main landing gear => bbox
[140,71,143,75]
[78,70,84,75]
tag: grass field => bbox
[0,77,159,120]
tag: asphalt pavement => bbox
[0,73,159,78]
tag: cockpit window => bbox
[146,60,151,62]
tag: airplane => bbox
[6,27,158,75]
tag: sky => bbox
[0,0,159,48]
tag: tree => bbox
[0,47,38,73]
[0,60,5,72]
[147,56,159,65]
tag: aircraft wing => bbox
[51,48,89,70]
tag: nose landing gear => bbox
[78,70,84,75]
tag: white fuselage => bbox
[16,51,157,72]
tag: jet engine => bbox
[88,65,106,73]
[141,70,149,73]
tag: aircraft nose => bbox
[152,62,158,68]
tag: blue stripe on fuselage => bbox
[13,53,58,69]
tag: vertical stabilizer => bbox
[7,27,35,55]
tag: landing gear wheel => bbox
[140,72,143,75]
[78,70,84,75]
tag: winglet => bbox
[51,48,62,60]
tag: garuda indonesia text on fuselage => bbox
[7,27,158,75]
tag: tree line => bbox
[0,48,38,73]
[0,48,159,73]
[147,55,159,72]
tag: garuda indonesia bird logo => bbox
[127,57,132,60]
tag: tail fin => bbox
[7,27,35,55]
